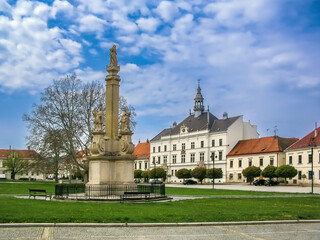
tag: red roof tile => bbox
[286,126,320,150]
[227,136,298,157]
[132,141,150,158]
[0,149,39,158]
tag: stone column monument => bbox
[87,45,136,187]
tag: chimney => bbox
[173,121,177,127]
[146,139,149,143]
[9,145,11,150]
[315,122,318,138]
[222,112,228,119]
[27,146,31,151]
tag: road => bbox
[167,183,320,194]
[1,223,319,240]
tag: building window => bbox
[239,159,242,168]
[308,171,313,180]
[229,173,233,180]
[249,159,252,166]
[152,157,155,164]
[190,153,195,163]
[182,143,185,150]
[298,171,302,180]
[308,154,312,163]
[172,155,177,164]
[219,139,222,146]
[298,155,302,164]
[158,146,161,152]
[145,162,148,169]
[270,158,274,166]
[172,170,174,176]
[181,154,186,163]
[212,140,215,147]
[230,160,233,168]
[200,141,204,148]
[238,173,242,180]
[219,151,222,160]
[139,162,142,169]
[200,152,204,161]
[157,156,160,164]
[173,144,176,151]
[289,155,292,164]
[191,142,195,149]
[164,145,167,151]
[259,158,263,167]
[153,147,155,153]
[135,163,137,169]
[163,156,167,164]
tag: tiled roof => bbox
[286,126,320,150]
[132,141,150,158]
[151,111,240,141]
[0,149,39,158]
[227,136,298,157]
[76,149,90,158]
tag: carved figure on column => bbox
[109,45,118,67]
[120,107,131,134]
[92,104,104,132]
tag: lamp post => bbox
[210,152,215,189]
[309,137,315,194]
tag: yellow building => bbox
[227,136,298,182]
[285,126,320,185]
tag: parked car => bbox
[253,179,265,186]
[149,179,163,184]
[264,179,279,186]
[183,179,197,185]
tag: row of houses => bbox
[133,83,320,185]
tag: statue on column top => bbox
[109,44,118,67]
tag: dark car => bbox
[253,179,265,186]
[149,179,163,184]
[183,179,197,185]
[264,179,279,186]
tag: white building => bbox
[150,82,259,183]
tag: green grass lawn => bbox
[165,186,297,196]
[0,182,56,195]
[0,196,319,223]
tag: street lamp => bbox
[309,137,315,194]
[210,152,215,189]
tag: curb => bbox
[1,220,320,228]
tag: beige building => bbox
[226,136,298,182]
[285,126,320,185]
[0,148,45,180]
[133,140,150,171]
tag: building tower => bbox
[194,80,205,117]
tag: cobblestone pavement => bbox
[167,183,320,194]
[1,223,319,240]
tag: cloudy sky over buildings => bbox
[0,0,319,149]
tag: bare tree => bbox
[3,152,29,180]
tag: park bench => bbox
[29,189,52,200]
[121,191,150,202]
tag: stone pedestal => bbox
[87,155,135,185]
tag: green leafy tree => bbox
[3,152,29,180]
[242,166,261,184]
[141,170,150,183]
[149,168,167,181]
[175,168,192,180]
[206,168,223,179]
[275,165,297,183]
[191,167,207,184]
[134,169,143,179]
[262,166,278,180]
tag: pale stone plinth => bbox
[87,155,135,185]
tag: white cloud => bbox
[78,14,107,35]
[154,1,180,22]
[74,67,105,83]
[136,17,160,32]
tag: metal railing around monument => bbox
[55,183,166,201]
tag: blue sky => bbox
[0,0,320,150]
